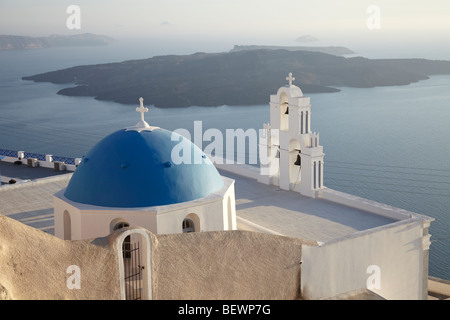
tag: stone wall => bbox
[0,214,310,300]
[152,230,306,300]
[0,215,120,299]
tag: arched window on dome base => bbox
[63,210,71,240]
[182,213,200,233]
[182,219,195,233]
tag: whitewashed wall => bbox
[301,218,428,300]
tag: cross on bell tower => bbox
[286,72,295,87]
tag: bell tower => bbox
[258,73,325,198]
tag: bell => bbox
[284,106,289,114]
[275,149,280,158]
[294,154,301,166]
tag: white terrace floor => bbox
[0,161,395,243]
[218,169,395,243]
[0,161,72,235]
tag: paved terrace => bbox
[1,160,395,243]
[0,161,72,234]
[218,169,395,243]
[0,161,69,184]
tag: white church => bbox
[28,72,433,300]
[54,98,237,240]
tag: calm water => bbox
[0,43,449,280]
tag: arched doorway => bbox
[113,220,131,258]
[117,229,152,300]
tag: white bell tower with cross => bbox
[258,72,325,198]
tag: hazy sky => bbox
[1,0,449,50]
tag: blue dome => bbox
[64,128,224,208]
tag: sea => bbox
[0,39,449,280]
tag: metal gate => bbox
[123,241,145,300]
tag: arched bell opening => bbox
[289,139,301,186]
[280,93,289,131]
[294,153,301,166]
[275,147,280,159]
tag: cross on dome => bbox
[286,72,295,87]
[137,97,149,122]
[126,97,160,132]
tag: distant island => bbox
[294,35,318,43]
[230,45,354,56]
[22,49,450,108]
[0,33,114,50]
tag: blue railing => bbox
[52,155,76,165]
[24,152,46,161]
[0,149,18,158]
[0,148,76,165]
